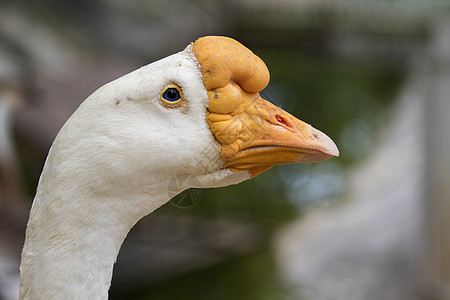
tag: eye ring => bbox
[161,85,183,104]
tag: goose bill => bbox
[223,98,339,177]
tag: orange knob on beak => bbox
[192,36,339,177]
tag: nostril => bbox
[275,115,292,128]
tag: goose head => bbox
[52,36,338,205]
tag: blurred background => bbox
[1,0,450,299]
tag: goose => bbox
[18,36,339,299]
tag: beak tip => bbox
[311,127,339,159]
[328,142,340,157]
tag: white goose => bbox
[18,36,339,299]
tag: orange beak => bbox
[209,96,339,177]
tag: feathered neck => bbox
[19,140,170,299]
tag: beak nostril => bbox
[275,115,292,128]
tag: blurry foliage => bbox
[129,249,291,300]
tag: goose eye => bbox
[162,87,181,102]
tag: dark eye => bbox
[162,87,181,102]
